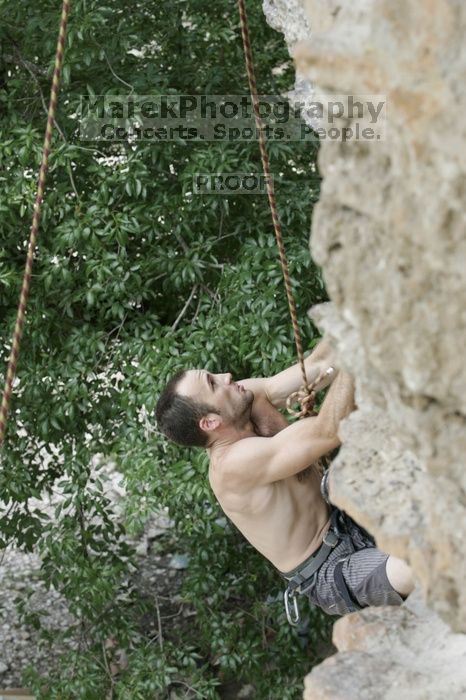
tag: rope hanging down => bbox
[0,1,71,448]
[0,0,312,448]
[237,0,315,418]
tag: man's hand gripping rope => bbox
[286,366,335,418]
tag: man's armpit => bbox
[250,395,289,437]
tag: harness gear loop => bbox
[0,1,71,448]
[237,0,313,418]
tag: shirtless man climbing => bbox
[155,338,414,620]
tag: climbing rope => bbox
[237,0,315,418]
[0,1,71,448]
[0,0,313,448]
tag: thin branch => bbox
[171,284,198,332]
[201,282,220,304]
[157,605,184,621]
[170,680,206,699]
[103,51,135,93]
[66,161,80,201]
[77,503,90,560]
[89,311,128,374]
[89,38,135,94]
[218,207,224,239]
[215,231,240,244]
[2,52,47,76]
[192,294,203,325]
[173,231,189,254]
[0,502,18,566]
[69,144,120,160]
[14,48,67,142]
[154,593,163,652]
[102,640,116,700]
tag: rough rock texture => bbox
[263,0,466,696]
[304,592,466,700]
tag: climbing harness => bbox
[0,1,71,447]
[282,508,341,626]
[283,503,380,625]
[237,0,315,419]
[281,507,368,625]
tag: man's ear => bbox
[199,413,222,433]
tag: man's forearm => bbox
[315,369,355,437]
[305,337,336,366]
[265,338,337,408]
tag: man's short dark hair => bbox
[155,369,216,448]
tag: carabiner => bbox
[284,587,301,627]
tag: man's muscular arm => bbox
[245,345,335,437]
[222,370,355,489]
[239,337,337,409]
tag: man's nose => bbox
[223,373,232,384]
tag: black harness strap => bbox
[282,506,371,624]
[333,559,361,613]
[285,530,339,593]
[283,509,341,625]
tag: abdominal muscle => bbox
[210,464,332,572]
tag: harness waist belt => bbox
[281,509,341,593]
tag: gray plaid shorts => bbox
[284,513,405,616]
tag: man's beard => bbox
[229,393,254,429]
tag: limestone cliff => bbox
[263,0,466,696]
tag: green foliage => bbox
[0,0,330,697]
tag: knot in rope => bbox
[286,386,316,418]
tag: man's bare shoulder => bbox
[212,434,269,473]
[209,436,278,516]
[210,434,271,492]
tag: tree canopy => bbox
[0,0,330,697]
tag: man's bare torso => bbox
[208,437,332,573]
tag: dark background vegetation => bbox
[0,0,331,697]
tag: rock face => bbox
[262,0,466,696]
[304,592,466,700]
